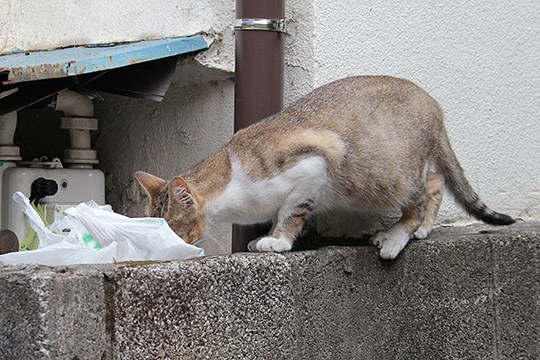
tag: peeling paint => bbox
[0,36,211,84]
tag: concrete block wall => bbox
[1,222,538,359]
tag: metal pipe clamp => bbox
[233,18,286,33]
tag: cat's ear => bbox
[135,171,167,199]
[169,176,195,208]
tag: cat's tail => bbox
[437,133,515,226]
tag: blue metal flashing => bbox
[0,35,211,84]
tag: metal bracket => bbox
[233,18,286,33]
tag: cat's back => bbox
[236,75,441,139]
[223,75,443,180]
[293,75,425,108]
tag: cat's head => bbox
[135,171,206,244]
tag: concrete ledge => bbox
[1,222,539,359]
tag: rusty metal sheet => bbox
[0,35,211,85]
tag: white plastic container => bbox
[1,166,105,241]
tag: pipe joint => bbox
[53,90,94,118]
[233,18,286,33]
[60,117,99,166]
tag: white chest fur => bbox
[207,155,330,225]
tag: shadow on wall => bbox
[92,65,234,255]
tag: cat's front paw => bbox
[370,228,409,260]
[369,232,386,249]
[379,241,407,260]
[412,227,430,240]
[248,237,292,253]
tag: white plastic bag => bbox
[0,192,204,266]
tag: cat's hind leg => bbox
[413,172,445,239]
[370,202,426,260]
[248,199,315,252]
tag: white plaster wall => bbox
[0,0,235,72]
[286,0,539,230]
[284,0,316,104]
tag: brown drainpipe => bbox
[232,0,286,252]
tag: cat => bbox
[135,76,515,259]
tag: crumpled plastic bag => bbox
[0,192,204,266]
